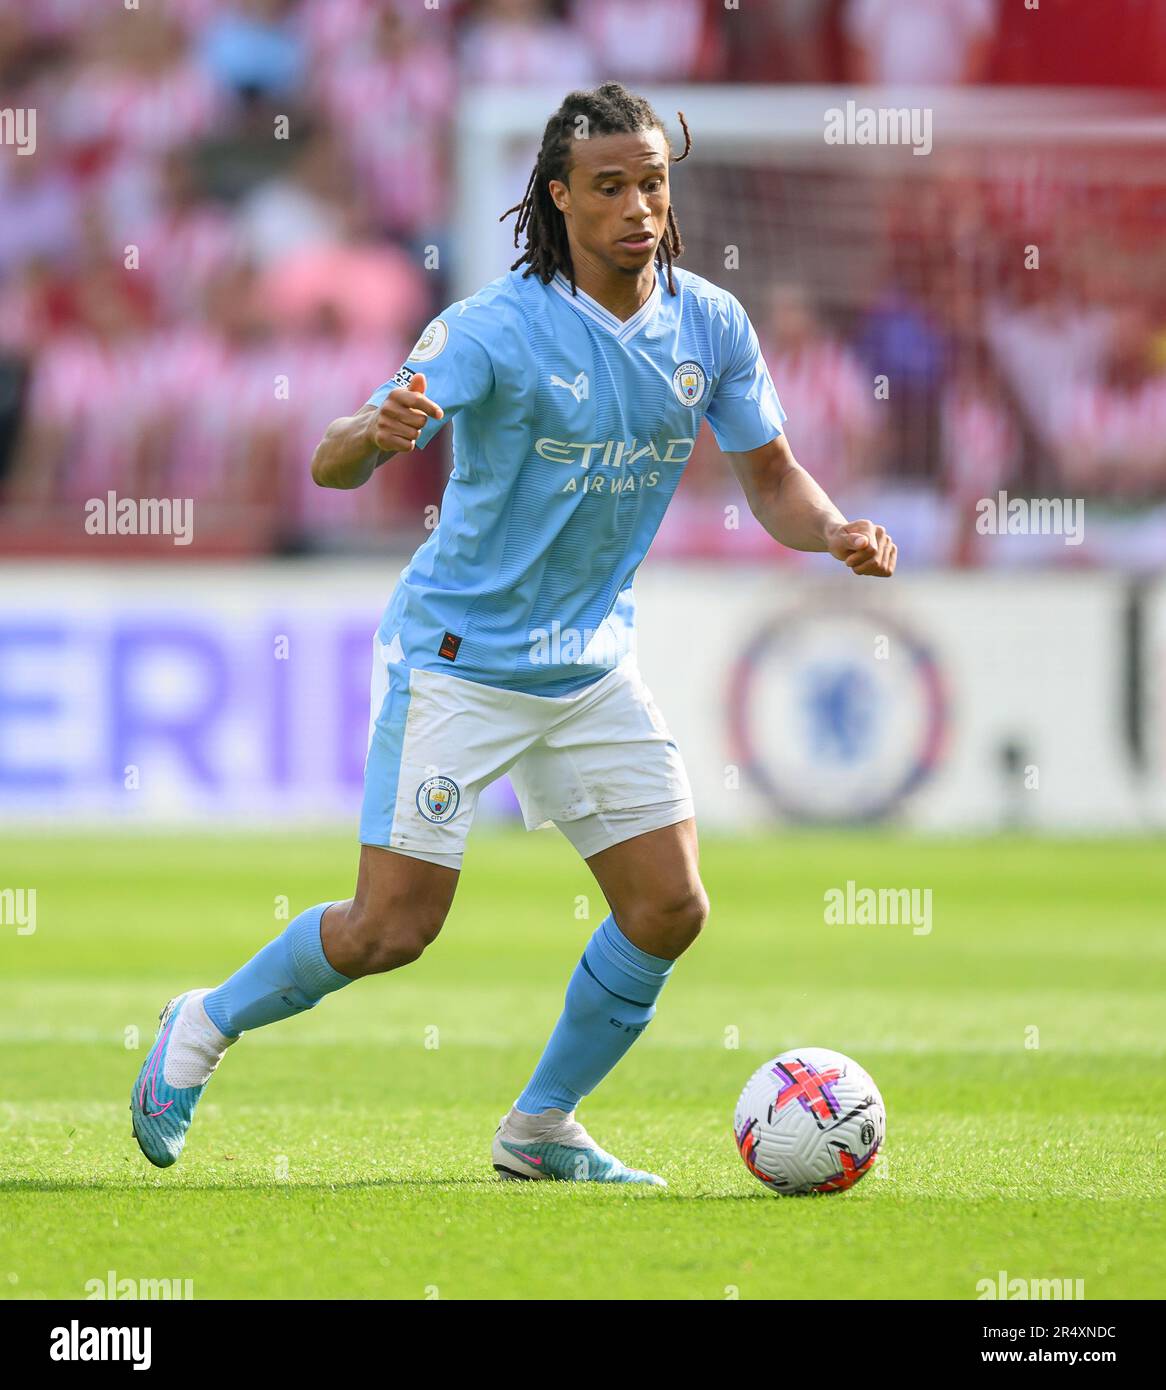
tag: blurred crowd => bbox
[663,153,1166,565]
[0,0,1164,561]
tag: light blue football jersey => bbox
[366,263,786,696]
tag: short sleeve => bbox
[366,305,495,450]
[704,295,787,454]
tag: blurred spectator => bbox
[134,150,237,320]
[297,0,388,62]
[257,242,428,338]
[199,0,307,98]
[759,284,883,498]
[723,0,833,84]
[0,260,71,356]
[235,126,356,265]
[568,0,725,84]
[0,144,81,277]
[941,343,1022,564]
[10,264,156,507]
[1051,306,1166,499]
[313,1,454,242]
[985,283,1113,463]
[459,0,597,86]
[280,326,425,541]
[58,9,227,155]
[854,279,948,479]
[843,0,997,85]
[0,0,113,41]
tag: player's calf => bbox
[128,850,457,1168]
[131,901,351,1167]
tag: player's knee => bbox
[343,899,447,975]
[624,883,709,959]
[673,883,710,950]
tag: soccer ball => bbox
[733,1047,885,1195]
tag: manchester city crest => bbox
[416,775,460,823]
[672,360,706,407]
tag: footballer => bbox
[131,83,896,1184]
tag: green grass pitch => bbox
[1,830,1164,1301]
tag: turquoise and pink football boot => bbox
[492,1107,666,1185]
[130,990,235,1168]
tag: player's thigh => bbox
[585,817,708,961]
[348,649,542,973]
[509,661,706,957]
[509,660,692,835]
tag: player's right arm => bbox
[310,373,444,490]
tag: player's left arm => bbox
[726,433,897,577]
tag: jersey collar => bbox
[550,266,663,343]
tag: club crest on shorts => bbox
[408,318,448,362]
[416,775,460,823]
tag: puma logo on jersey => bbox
[550,370,589,403]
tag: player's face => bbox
[550,128,670,277]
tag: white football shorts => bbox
[359,639,694,869]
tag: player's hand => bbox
[827,519,897,577]
[367,371,444,454]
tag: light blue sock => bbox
[203,903,351,1038]
[515,914,674,1114]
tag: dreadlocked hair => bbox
[500,81,691,296]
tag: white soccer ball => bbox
[733,1047,886,1195]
